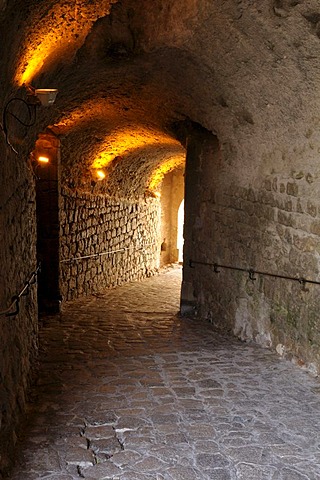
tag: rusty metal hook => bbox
[248,269,256,282]
[299,277,309,292]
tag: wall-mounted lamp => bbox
[90,168,106,189]
[1,86,58,154]
[35,89,58,107]
[37,155,50,164]
[96,169,106,180]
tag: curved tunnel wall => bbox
[60,188,161,300]
[0,148,38,476]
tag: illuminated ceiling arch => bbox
[91,126,182,170]
[51,99,186,197]
[148,155,185,191]
[93,135,186,197]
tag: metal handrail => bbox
[189,259,320,288]
[60,242,157,263]
[0,263,41,317]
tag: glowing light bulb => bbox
[38,156,49,163]
[97,170,105,180]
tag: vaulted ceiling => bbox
[2,0,320,197]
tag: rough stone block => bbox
[286,182,299,197]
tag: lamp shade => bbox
[35,89,58,106]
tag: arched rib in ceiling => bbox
[47,57,193,198]
[52,102,185,197]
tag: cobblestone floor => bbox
[10,266,320,480]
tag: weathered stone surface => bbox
[89,437,122,456]
[7,268,320,480]
[65,446,95,467]
[60,189,161,301]
[0,168,38,473]
[79,461,122,478]
[196,453,229,469]
[85,412,118,427]
[182,132,320,376]
[84,426,115,440]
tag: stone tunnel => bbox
[1,0,320,477]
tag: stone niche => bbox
[59,188,161,301]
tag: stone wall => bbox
[0,150,38,475]
[0,7,40,470]
[182,128,320,375]
[60,187,161,301]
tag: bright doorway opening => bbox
[177,199,184,263]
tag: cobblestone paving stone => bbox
[10,266,320,479]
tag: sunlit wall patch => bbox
[148,156,185,191]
